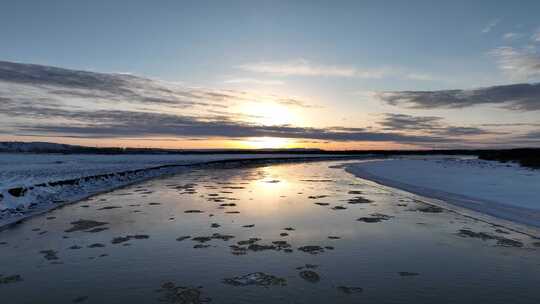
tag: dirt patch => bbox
[97,206,122,210]
[337,286,363,294]
[219,203,236,207]
[314,202,330,206]
[39,250,59,260]
[298,245,325,254]
[111,235,149,245]
[0,274,23,285]
[413,205,444,213]
[65,220,109,233]
[347,196,373,204]
[231,239,292,255]
[192,233,235,244]
[85,227,109,233]
[308,195,328,199]
[299,270,320,283]
[87,243,106,248]
[158,282,210,304]
[223,272,286,287]
[357,213,393,223]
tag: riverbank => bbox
[345,157,540,229]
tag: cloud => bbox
[404,73,436,81]
[522,130,540,140]
[0,60,324,116]
[502,32,523,40]
[277,98,321,109]
[379,114,493,136]
[223,78,285,85]
[489,46,540,80]
[0,60,239,109]
[0,60,455,146]
[480,122,540,127]
[1,60,531,148]
[482,19,500,33]
[238,59,436,81]
[376,82,540,111]
[533,29,540,42]
[238,59,358,77]
[379,114,442,131]
[3,106,450,144]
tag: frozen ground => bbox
[345,157,540,228]
[0,153,352,228]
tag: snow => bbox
[0,153,335,190]
[345,157,540,228]
[0,153,352,228]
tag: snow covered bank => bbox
[0,153,355,228]
[345,157,540,228]
[1,153,335,190]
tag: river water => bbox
[0,161,538,303]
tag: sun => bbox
[242,137,292,149]
[233,99,304,149]
[240,101,298,126]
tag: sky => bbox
[1,0,540,149]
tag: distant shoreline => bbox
[1,141,539,169]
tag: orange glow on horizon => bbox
[0,134,417,151]
[239,137,294,149]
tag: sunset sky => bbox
[1,0,540,149]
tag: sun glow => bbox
[240,101,299,126]
[242,137,292,149]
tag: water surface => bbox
[1,161,539,303]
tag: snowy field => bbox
[0,153,341,190]
[0,153,352,228]
[345,157,540,228]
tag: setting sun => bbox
[240,102,299,126]
[242,137,292,149]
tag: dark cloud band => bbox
[377,83,540,111]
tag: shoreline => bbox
[344,161,540,235]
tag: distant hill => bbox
[0,141,83,153]
[0,141,539,169]
[0,141,323,154]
